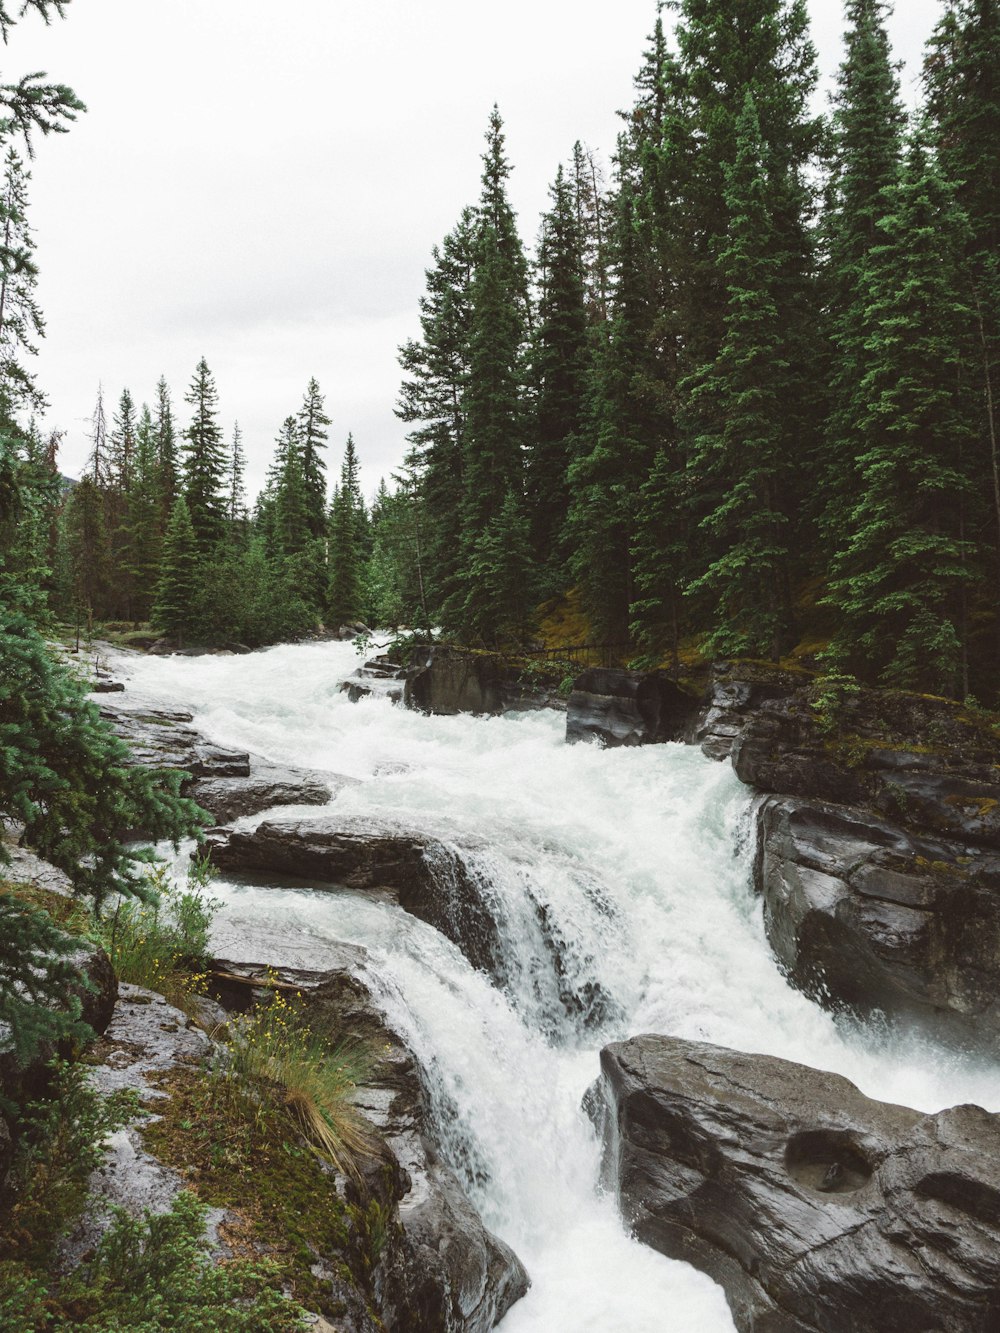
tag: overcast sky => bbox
[11,0,941,501]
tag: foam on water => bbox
[117,641,1000,1332]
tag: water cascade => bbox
[116,641,1000,1332]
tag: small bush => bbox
[1,1060,138,1264]
[59,1190,309,1332]
[99,857,219,1009]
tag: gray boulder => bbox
[756,795,1000,1049]
[594,1034,1000,1333]
[566,668,699,747]
[205,817,505,981]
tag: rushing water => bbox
[113,641,1000,1332]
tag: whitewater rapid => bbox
[114,641,1000,1333]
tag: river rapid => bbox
[113,640,1000,1332]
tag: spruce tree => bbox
[181,357,226,547]
[464,486,534,645]
[61,475,110,623]
[0,147,43,427]
[297,377,330,538]
[454,107,532,634]
[154,374,178,528]
[825,133,978,693]
[821,0,905,546]
[682,92,798,659]
[227,421,247,524]
[529,163,589,591]
[152,496,201,646]
[86,382,110,487]
[328,434,365,627]
[925,0,1000,655]
[125,404,162,618]
[397,207,476,621]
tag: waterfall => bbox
[117,641,1000,1332]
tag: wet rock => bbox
[187,763,346,824]
[98,699,347,827]
[406,648,505,716]
[60,984,221,1268]
[205,817,505,982]
[594,1034,1000,1333]
[340,656,408,705]
[404,646,567,716]
[566,668,699,747]
[756,795,1000,1048]
[211,959,530,1333]
[731,684,1000,852]
[692,663,807,761]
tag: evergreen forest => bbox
[5,0,1000,705]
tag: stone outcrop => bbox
[594,1034,1000,1333]
[61,984,220,1268]
[211,958,530,1333]
[756,795,1000,1047]
[404,646,567,716]
[96,699,339,825]
[205,817,505,980]
[732,685,1000,850]
[725,682,1000,1045]
[691,662,808,761]
[566,668,700,747]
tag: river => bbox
[113,640,1000,1332]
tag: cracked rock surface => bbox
[592,1034,1000,1333]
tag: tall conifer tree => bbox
[181,356,226,547]
[825,133,978,693]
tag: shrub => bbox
[0,1060,138,1264]
[99,857,219,1009]
[59,1190,309,1332]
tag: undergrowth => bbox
[98,855,219,1011]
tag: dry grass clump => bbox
[224,985,375,1176]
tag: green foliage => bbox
[0,1190,310,1332]
[58,1191,309,1332]
[0,610,207,909]
[1,1059,138,1263]
[327,433,367,626]
[807,671,862,737]
[0,889,90,1066]
[181,357,227,548]
[152,495,200,643]
[99,859,219,1008]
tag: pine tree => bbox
[825,133,978,693]
[181,357,226,548]
[154,374,178,528]
[528,163,589,590]
[682,92,798,659]
[464,486,534,645]
[397,207,476,621]
[0,147,43,427]
[152,496,201,645]
[86,382,110,487]
[297,378,330,538]
[108,387,137,493]
[227,421,247,524]
[460,108,531,559]
[61,475,110,622]
[821,0,906,546]
[925,0,1000,653]
[126,404,162,618]
[328,434,365,627]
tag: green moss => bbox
[141,1065,379,1323]
[0,878,95,940]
